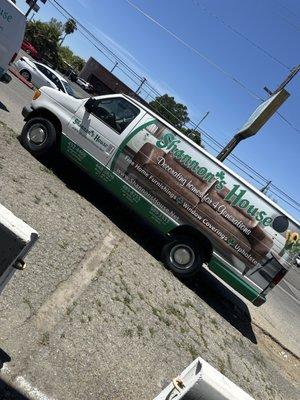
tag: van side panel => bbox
[60,106,300,303]
[107,115,300,292]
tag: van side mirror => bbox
[84,98,97,113]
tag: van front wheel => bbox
[21,117,57,156]
[161,236,204,278]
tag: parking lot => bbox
[0,71,299,399]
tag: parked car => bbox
[21,40,39,59]
[76,77,92,91]
[15,56,75,96]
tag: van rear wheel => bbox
[21,117,57,156]
[161,235,204,278]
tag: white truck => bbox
[21,87,300,306]
[0,0,26,84]
[0,203,38,294]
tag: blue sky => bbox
[18,0,300,219]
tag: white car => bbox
[76,77,91,90]
[14,56,75,96]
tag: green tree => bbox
[25,20,61,66]
[60,18,77,46]
[149,94,189,130]
[49,18,64,35]
[58,46,85,73]
[72,55,85,73]
[181,127,203,147]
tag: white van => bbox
[0,0,26,83]
[21,88,300,306]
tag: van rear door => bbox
[0,0,26,78]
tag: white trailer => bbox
[154,357,254,400]
[0,204,38,294]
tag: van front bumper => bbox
[22,105,33,119]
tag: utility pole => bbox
[188,111,209,142]
[217,65,300,162]
[25,0,38,17]
[136,77,146,94]
[110,62,118,73]
[261,180,272,193]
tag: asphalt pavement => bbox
[0,66,299,400]
[1,71,299,357]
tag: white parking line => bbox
[15,376,55,400]
[34,232,118,331]
[1,365,55,400]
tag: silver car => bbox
[15,56,75,96]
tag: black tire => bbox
[21,117,57,156]
[161,235,204,278]
[19,69,32,81]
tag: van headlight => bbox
[33,90,41,100]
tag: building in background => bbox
[79,57,146,104]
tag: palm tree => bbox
[59,19,77,46]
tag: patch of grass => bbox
[23,296,33,311]
[165,305,185,321]
[66,301,78,315]
[151,306,171,327]
[123,295,136,313]
[58,240,69,249]
[182,300,195,309]
[175,340,184,350]
[96,299,102,307]
[137,325,143,337]
[226,354,233,371]
[34,195,41,204]
[218,357,226,375]
[180,326,189,334]
[120,277,131,296]
[137,292,144,301]
[123,328,134,338]
[252,352,266,367]
[39,332,50,346]
[187,344,198,360]
[39,165,53,175]
[87,315,92,322]
[210,317,218,329]
[149,327,155,338]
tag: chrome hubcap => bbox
[28,124,47,145]
[170,244,195,270]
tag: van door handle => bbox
[105,144,115,155]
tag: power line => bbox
[125,0,300,136]
[195,1,291,70]
[274,0,300,21]
[125,0,262,101]
[47,0,300,215]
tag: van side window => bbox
[92,98,140,134]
